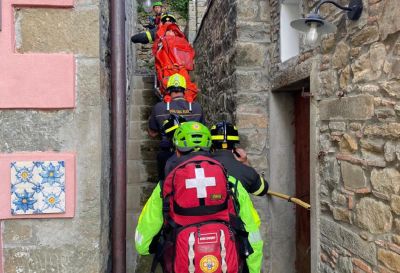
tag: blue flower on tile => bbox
[13,190,37,213]
[15,166,33,183]
[33,161,44,168]
[11,160,66,215]
[42,193,63,211]
[40,163,64,185]
[32,183,43,193]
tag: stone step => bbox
[127,73,160,273]
[131,75,155,89]
[127,159,158,184]
[129,106,152,123]
[129,88,160,106]
[127,182,158,210]
[130,88,154,93]
[132,74,154,81]
[127,139,161,161]
[128,121,147,140]
[126,211,139,273]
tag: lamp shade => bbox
[290,13,337,36]
[143,0,153,12]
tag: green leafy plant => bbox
[167,0,189,20]
[137,3,145,13]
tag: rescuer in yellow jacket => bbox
[135,122,263,273]
[210,121,269,196]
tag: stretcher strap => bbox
[188,232,195,273]
[162,64,184,71]
[220,230,227,273]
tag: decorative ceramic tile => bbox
[10,161,66,215]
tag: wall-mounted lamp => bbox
[290,0,363,46]
[143,0,153,13]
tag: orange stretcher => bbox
[152,22,198,102]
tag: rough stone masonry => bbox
[194,0,400,272]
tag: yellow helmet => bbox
[167,73,186,91]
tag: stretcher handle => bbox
[267,190,311,210]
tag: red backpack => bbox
[156,155,252,273]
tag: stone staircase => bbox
[126,75,162,273]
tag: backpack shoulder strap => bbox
[227,175,241,215]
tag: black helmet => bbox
[162,114,186,138]
[161,13,177,23]
[210,121,239,150]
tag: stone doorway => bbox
[269,78,312,273]
[294,90,311,273]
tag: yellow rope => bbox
[267,190,311,210]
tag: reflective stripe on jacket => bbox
[228,176,263,273]
[212,150,269,196]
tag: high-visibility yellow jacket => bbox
[135,176,263,273]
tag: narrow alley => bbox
[0,0,399,273]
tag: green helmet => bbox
[173,122,212,152]
[153,1,162,7]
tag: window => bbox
[280,0,300,62]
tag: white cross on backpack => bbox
[185,168,216,198]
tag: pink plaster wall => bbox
[0,152,76,219]
[0,222,3,273]
[0,0,75,108]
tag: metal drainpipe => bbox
[111,0,126,270]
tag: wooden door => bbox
[294,92,311,273]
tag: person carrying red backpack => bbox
[135,122,263,273]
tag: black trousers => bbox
[131,32,150,44]
[131,28,155,44]
[157,149,174,181]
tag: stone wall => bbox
[134,10,155,74]
[1,0,110,272]
[127,0,138,81]
[194,0,400,272]
[187,0,208,43]
[308,0,400,272]
[194,0,238,123]
[194,0,271,271]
